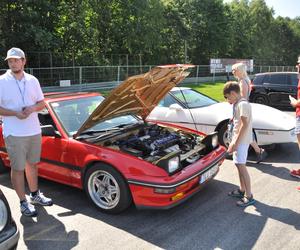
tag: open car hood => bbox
[74,64,194,138]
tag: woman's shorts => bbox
[233,144,250,165]
[4,134,42,171]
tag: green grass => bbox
[185,82,225,102]
[98,81,226,101]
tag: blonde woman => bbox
[232,62,267,163]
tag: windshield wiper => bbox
[76,122,142,139]
[75,128,120,139]
[110,123,140,130]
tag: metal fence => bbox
[0,65,297,92]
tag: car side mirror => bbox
[169,103,183,111]
[41,125,61,138]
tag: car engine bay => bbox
[93,124,209,169]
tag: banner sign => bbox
[210,58,254,73]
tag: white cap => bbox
[5,47,25,60]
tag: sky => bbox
[224,0,300,19]
[264,0,300,18]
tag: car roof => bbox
[43,92,100,102]
[255,71,298,76]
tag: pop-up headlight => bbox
[201,132,219,152]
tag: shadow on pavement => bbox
[20,206,79,250]
[247,143,299,164]
[246,161,299,182]
[8,176,296,250]
[0,158,299,249]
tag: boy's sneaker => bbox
[290,169,300,179]
[30,190,53,206]
[20,200,37,217]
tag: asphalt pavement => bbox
[0,112,299,250]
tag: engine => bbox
[102,124,205,165]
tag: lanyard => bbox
[232,98,247,119]
[15,78,26,107]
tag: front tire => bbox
[84,163,132,214]
[218,122,231,148]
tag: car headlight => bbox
[0,199,8,232]
[211,134,219,148]
[155,151,181,175]
[168,156,180,173]
[201,132,219,151]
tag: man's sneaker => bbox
[20,200,37,217]
[290,169,300,179]
[30,190,53,206]
[256,149,268,163]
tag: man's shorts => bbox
[233,144,250,165]
[295,116,300,135]
[4,134,42,171]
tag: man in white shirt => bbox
[0,47,52,217]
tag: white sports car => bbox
[147,87,296,148]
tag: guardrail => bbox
[1,65,297,93]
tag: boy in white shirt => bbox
[223,81,255,207]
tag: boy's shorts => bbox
[233,144,250,165]
[4,134,42,171]
[295,116,300,135]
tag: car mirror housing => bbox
[41,125,61,138]
[169,103,183,111]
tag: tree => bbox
[0,0,60,68]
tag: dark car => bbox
[0,188,19,250]
[249,72,298,108]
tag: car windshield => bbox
[171,89,217,108]
[50,96,141,136]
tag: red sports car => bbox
[0,65,226,213]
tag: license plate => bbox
[200,165,219,184]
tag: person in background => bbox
[224,82,255,207]
[232,62,268,163]
[289,55,300,191]
[0,47,53,217]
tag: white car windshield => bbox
[159,89,217,109]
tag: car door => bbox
[37,111,72,185]
[148,91,219,134]
[148,93,198,130]
[265,74,290,106]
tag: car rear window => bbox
[253,75,264,85]
[265,74,288,85]
[290,74,298,86]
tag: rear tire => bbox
[252,94,269,105]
